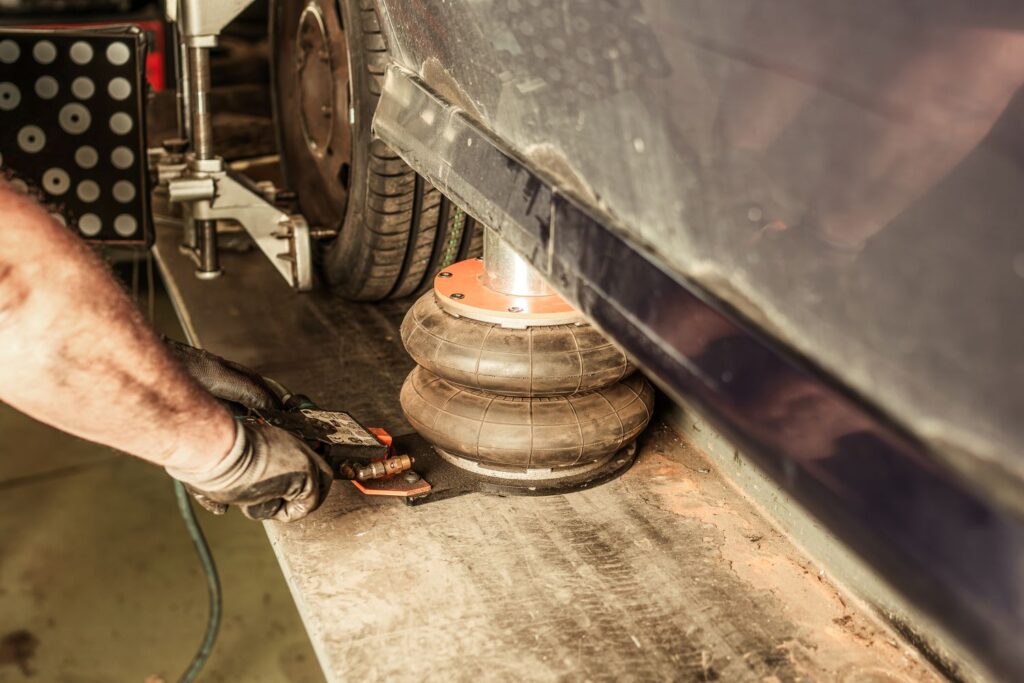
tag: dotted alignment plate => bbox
[0,27,151,245]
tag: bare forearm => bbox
[0,185,233,470]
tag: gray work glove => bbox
[166,339,281,412]
[167,421,333,522]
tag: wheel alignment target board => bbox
[0,27,151,245]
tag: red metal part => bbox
[350,477,431,497]
[433,258,580,326]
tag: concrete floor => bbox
[0,267,325,682]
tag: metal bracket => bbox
[168,0,254,43]
[167,170,314,290]
[161,0,315,292]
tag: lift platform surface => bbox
[153,222,940,682]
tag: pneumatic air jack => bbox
[398,228,655,494]
[250,229,653,505]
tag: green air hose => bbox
[173,480,222,683]
[171,370,296,682]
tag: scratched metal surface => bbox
[153,224,940,682]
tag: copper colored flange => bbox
[433,258,582,328]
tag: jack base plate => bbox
[390,433,638,506]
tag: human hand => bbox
[167,339,281,412]
[167,421,333,522]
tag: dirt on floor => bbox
[631,423,940,683]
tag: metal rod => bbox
[181,205,198,250]
[195,219,221,279]
[173,29,192,142]
[185,43,216,274]
[187,46,213,160]
[482,228,553,297]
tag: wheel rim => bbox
[275,0,352,228]
[296,5,335,158]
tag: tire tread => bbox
[277,0,480,300]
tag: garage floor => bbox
[0,267,325,683]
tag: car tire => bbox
[270,0,480,300]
